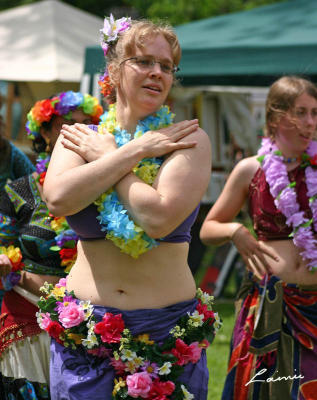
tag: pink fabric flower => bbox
[58,302,85,328]
[56,278,67,288]
[40,313,52,329]
[110,357,127,375]
[126,371,152,398]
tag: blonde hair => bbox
[105,20,181,101]
[265,76,317,137]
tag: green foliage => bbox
[125,0,287,25]
[0,0,288,26]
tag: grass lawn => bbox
[206,300,235,400]
[195,244,238,400]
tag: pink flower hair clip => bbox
[100,14,132,56]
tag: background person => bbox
[200,76,317,399]
[40,16,219,400]
[0,94,35,190]
[0,91,103,400]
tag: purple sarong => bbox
[50,298,209,400]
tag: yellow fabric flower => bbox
[112,377,126,396]
[67,333,85,344]
[51,286,66,298]
[0,246,21,263]
[136,333,154,345]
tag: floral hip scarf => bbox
[37,281,221,399]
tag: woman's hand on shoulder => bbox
[136,119,199,159]
[0,254,12,277]
[232,225,279,279]
[60,123,117,163]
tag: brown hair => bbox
[105,20,181,102]
[265,76,317,137]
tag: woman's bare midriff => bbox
[18,271,61,297]
[260,239,317,285]
[66,240,196,310]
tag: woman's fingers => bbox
[167,120,199,141]
[0,255,12,276]
[248,255,267,277]
[259,243,279,262]
[169,141,197,150]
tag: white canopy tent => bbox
[0,0,103,82]
[0,0,103,141]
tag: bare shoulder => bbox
[232,155,260,184]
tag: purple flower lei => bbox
[258,137,317,271]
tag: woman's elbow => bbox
[43,188,68,217]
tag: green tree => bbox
[0,0,287,25]
[125,0,287,25]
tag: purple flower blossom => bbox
[55,91,84,115]
[286,212,307,228]
[305,167,317,197]
[275,187,299,218]
[306,140,317,157]
[100,14,131,56]
[141,361,159,378]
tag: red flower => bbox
[310,154,317,166]
[59,248,77,260]
[148,379,175,400]
[94,313,125,343]
[39,172,46,186]
[47,321,65,344]
[196,300,215,324]
[171,339,202,366]
[11,261,24,272]
[32,99,55,124]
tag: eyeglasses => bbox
[120,56,180,75]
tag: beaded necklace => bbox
[95,104,174,258]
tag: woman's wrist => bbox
[230,223,243,241]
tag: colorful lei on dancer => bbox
[37,281,221,399]
[35,152,79,272]
[94,104,174,258]
[0,246,24,290]
[26,91,103,140]
[258,137,317,271]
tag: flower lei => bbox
[26,91,103,140]
[94,104,174,258]
[37,281,221,400]
[0,246,24,290]
[257,137,317,271]
[35,153,79,272]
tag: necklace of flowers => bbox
[35,152,79,272]
[94,104,174,258]
[37,280,221,400]
[257,137,317,271]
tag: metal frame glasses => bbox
[120,56,180,75]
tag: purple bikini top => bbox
[66,125,199,243]
[66,203,199,243]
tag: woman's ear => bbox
[108,64,120,88]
